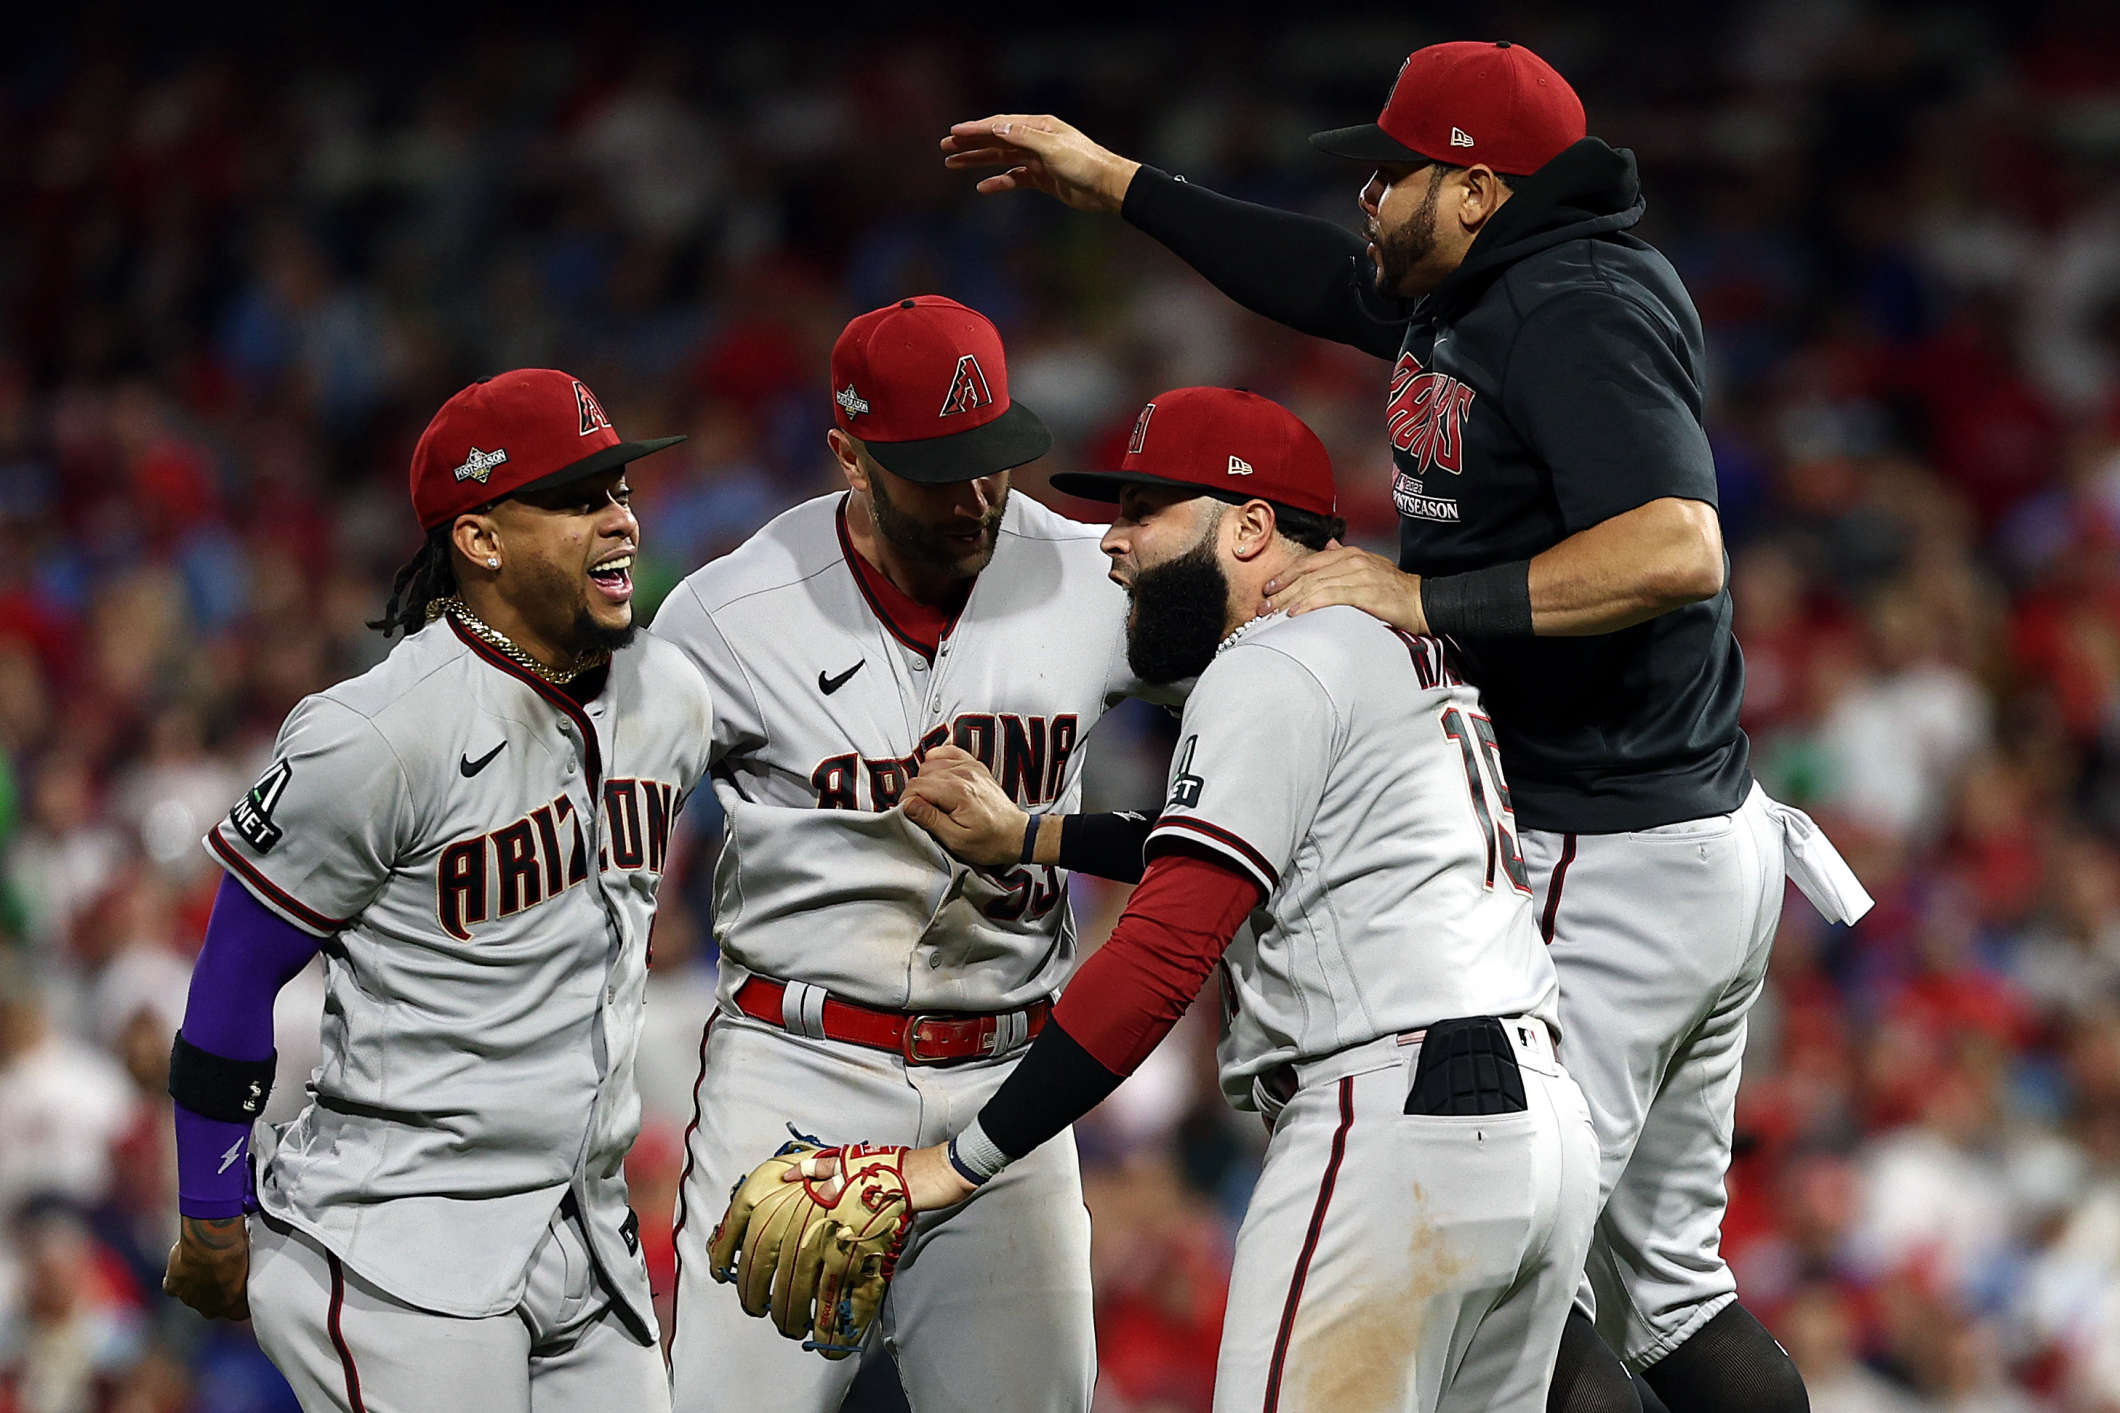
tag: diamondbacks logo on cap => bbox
[574,380,614,436]
[1451,127,1475,147]
[1128,402,1156,454]
[836,384,871,418]
[939,354,994,417]
[453,446,508,483]
[1227,454,1254,476]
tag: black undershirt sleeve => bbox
[975,1020,1124,1161]
[1055,810,1155,883]
[1121,166,1406,359]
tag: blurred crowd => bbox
[3,4,2119,1411]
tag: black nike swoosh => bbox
[818,661,866,695]
[460,742,506,777]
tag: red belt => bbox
[733,977,1050,1065]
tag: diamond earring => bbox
[487,558,499,569]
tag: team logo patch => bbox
[574,380,614,436]
[453,446,508,483]
[939,354,994,416]
[228,760,292,854]
[836,384,871,418]
[1127,401,1156,454]
[1227,454,1254,476]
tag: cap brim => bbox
[513,435,689,496]
[860,402,1052,484]
[1308,123,1434,165]
[1047,468,1292,512]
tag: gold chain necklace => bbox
[435,598,608,685]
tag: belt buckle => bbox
[900,1014,995,1065]
[900,1015,949,1065]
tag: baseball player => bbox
[650,296,1169,1412]
[160,369,710,1413]
[939,41,1874,1413]
[717,387,1603,1412]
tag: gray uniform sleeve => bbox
[1143,645,1343,895]
[206,695,412,936]
[651,582,763,761]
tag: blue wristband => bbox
[1020,813,1042,865]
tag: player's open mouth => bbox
[588,552,634,602]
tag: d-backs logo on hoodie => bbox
[1386,351,1476,522]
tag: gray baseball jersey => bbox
[206,614,713,1328]
[1132,605,1597,1411]
[650,489,1150,1412]
[1147,606,1558,1100]
[651,491,1149,1012]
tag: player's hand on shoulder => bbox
[1262,542,1430,634]
[902,745,1028,869]
[163,1215,251,1321]
[941,114,1140,214]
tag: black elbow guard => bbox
[169,1033,277,1123]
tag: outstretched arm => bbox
[943,114,1401,358]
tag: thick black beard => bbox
[1371,167,1444,297]
[1125,539,1233,684]
[870,472,1006,581]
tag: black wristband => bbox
[975,1022,1126,1163]
[169,1032,277,1124]
[1055,811,1157,884]
[1420,560,1535,638]
[1020,813,1042,864]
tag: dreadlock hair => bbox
[369,528,459,640]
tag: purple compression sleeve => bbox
[174,874,325,1218]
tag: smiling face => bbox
[475,468,641,659]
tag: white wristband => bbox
[948,1117,1013,1186]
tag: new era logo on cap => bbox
[1310,41,1585,179]
[1047,387,1337,520]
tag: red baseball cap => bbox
[1049,388,1336,519]
[409,369,685,531]
[829,295,1051,484]
[1311,40,1585,178]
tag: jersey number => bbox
[1439,706,1531,896]
[983,864,1063,922]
